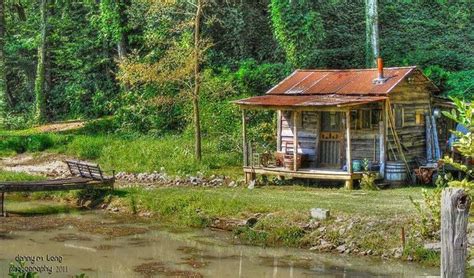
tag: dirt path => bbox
[34,120,85,133]
[0,153,71,177]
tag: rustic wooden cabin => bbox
[234,59,440,188]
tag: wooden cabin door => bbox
[319,112,343,167]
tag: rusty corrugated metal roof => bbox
[266,67,416,96]
[234,94,387,108]
[233,66,439,108]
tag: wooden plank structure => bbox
[0,160,114,216]
[441,188,470,277]
[234,60,442,188]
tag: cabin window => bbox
[321,112,342,131]
[350,110,358,129]
[415,110,425,125]
[360,110,371,129]
[394,106,404,128]
[350,109,381,130]
[371,110,381,128]
[298,112,305,128]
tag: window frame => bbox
[415,110,425,126]
[393,105,405,129]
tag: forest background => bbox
[0,0,472,170]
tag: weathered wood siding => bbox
[275,71,433,168]
[388,71,432,162]
[350,128,380,161]
[279,111,320,167]
[349,102,383,162]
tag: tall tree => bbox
[365,0,379,68]
[34,0,52,123]
[0,0,7,123]
[118,0,208,160]
[270,0,325,68]
[98,0,130,60]
[192,0,203,160]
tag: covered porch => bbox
[236,94,388,189]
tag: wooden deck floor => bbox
[243,166,364,181]
[0,177,113,193]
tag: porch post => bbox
[277,110,282,152]
[345,110,353,190]
[379,101,386,177]
[293,111,299,171]
[242,109,248,167]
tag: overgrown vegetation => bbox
[0,120,242,177]
[411,99,473,238]
[0,1,471,154]
[360,158,379,191]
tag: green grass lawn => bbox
[112,185,436,263]
[0,166,439,264]
[0,120,242,178]
[0,122,443,265]
[126,185,425,219]
[0,170,45,182]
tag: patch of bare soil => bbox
[133,261,203,278]
[34,120,85,133]
[0,153,72,177]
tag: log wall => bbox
[388,72,432,162]
[279,111,320,167]
[275,70,434,168]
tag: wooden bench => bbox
[0,160,114,216]
[65,160,115,182]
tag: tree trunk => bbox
[116,0,129,60]
[193,0,203,161]
[365,0,379,68]
[117,36,127,60]
[441,188,470,278]
[0,0,7,121]
[34,0,51,123]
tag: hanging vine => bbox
[270,0,325,68]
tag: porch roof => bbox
[234,94,387,109]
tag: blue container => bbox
[352,160,362,172]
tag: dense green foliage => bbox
[0,0,472,136]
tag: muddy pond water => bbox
[0,202,439,277]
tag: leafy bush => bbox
[234,59,291,95]
[0,134,58,153]
[114,88,185,135]
[360,158,379,191]
[81,117,118,135]
[411,98,473,238]
[424,67,474,99]
[1,113,32,130]
[66,136,108,159]
[410,188,442,238]
[24,134,54,152]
